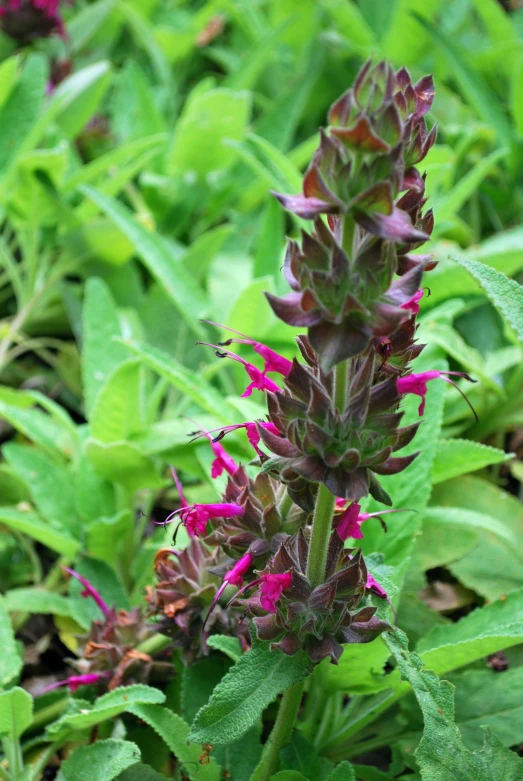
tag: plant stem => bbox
[334,359,348,413]
[278,490,294,519]
[249,681,305,781]
[306,482,336,589]
[135,632,172,656]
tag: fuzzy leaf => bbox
[0,687,32,738]
[206,635,243,662]
[432,439,513,484]
[127,703,220,781]
[0,506,79,557]
[386,630,523,780]
[61,740,141,781]
[416,589,523,676]
[90,359,142,443]
[0,595,22,685]
[47,685,165,740]
[325,762,356,781]
[4,589,71,617]
[189,638,313,745]
[452,256,523,342]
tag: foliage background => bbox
[0,0,522,780]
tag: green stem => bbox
[306,483,336,589]
[334,360,348,413]
[249,681,305,781]
[278,490,294,519]
[135,632,172,656]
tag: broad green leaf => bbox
[361,354,447,576]
[414,517,478,572]
[450,667,523,750]
[254,198,285,279]
[3,443,81,537]
[115,764,166,781]
[90,360,142,443]
[68,555,129,629]
[0,55,20,110]
[68,0,116,53]
[416,589,523,675]
[226,277,277,340]
[121,339,237,422]
[0,687,33,738]
[81,186,208,338]
[82,277,129,417]
[180,224,233,284]
[127,703,220,781]
[0,506,79,557]
[74,449,116,524]
[189,638,313,745]
[206,635,243,663]
[47,685,165,740]
[325,762,357,781]
[432,439,513,484]
[386,630,523,781]
[451,255,523,342]
[214,726,262,781]
[84,439,162,491]
[51,61,112,139]
[5,589,71,617]
[86,511,132,568]
[320,0,375,50]
[182,655,232,726]
[61,740,141,781]
[0,396,73,458]
[326,639,389,694]
[431,476,523,601]
[0,596,22,685]
[168,87,251,176]
[118,1,171,86]
[280,732,333,780]
[0,54,46,176]
[270,773,309,781]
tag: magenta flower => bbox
[400,288,424,316]
[259,572,292,613]
[203,551,254,629]
[336,502,413,541]
[366,574,387,600]
[41,672,109,695]
[205,321,293,377]
[0,0,65,44]
[193,427,239,478]
[64,568,110,616]
[198,342,283,397]
[195,421,281,457]
[397,370,477,419]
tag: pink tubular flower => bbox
[191,426,238,479]
[260,572,292,613]
[397,370,478,419]
[163,467,244,537]
[336,503,414,541]
[64,568,110,616]
[197,342,283,397]
[203,552,254,629]
[195,421,281,457]
[41,672,109,695]
[400,288,424,316]
[205,321,293,377]
[366,574,388,600]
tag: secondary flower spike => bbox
[64,568,110,616]
[197,342,283,397]
[397,370,478,419]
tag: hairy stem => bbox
[306,482,336,589]
[249,681,305,781]
[334,359,349,413]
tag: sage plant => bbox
[146,59,476,776]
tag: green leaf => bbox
[126,703,221,781]
[0,687,33,738]
[47,685,165,740]
[0,55,21,110]
[320,0,375,50]
[0,394,73,458]
[326,639,389,694]
[121,339,237,423]
[61,739,141,781]
[432,439,513,484]
[68,556,129,629]
[115,764,166,781]
[206,635,243,663]
[386,629,523,780]
[0,506,79,557]
[168,87,251,176]
[4,589,71,617]
[416,588,523,676]
[270,773,309,781]
[325,762,357,781]
[451,255,523,342]
[3,443,81,538]
[86,511,132,567]
[381,0,446,66]
[51,61,112,139]
[82,277,129,418]
[0,54,46,176]
[180,225,233,284]
[90,360,142,443]
[0,595,22,685]
[182,656,233,726]
[83,439,162,491]
[280,732,333,780]
[449,666,523,751]
[214,726,262,781]
[68,0,116,53]
[80,186,208,338]
[189,638,313,745]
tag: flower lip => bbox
[397,370,478,420]
[335,502,415,541]
[197,341,283,397]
